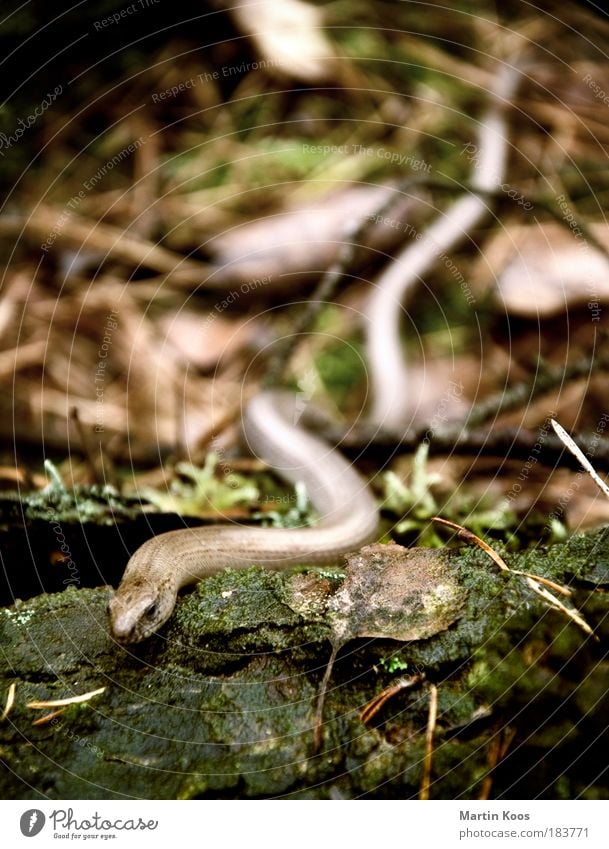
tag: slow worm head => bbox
[109,390,379,643]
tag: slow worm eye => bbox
[144,603,157,619]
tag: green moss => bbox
[314,339,366,406]
[0,485,144,527]
[1,528,608,798]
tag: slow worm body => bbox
[109,391,379,642]
[109,62,521,643]
[367,63,522,428]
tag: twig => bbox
[313,642,339,754]
[0,682,16,722]
[552,419,609,500]
[0,341,48,379]
[32,708,66,726]
[0,208,210,284]
[98,442,121,493]
[321,422,609,473]
[478,725,517,800]
[432,518,595,639]
[419,683,438,801]
[193,401,245,458]
[173,376,187,462]
[433,517,510,571]
[316,346,609,468]
[71,407,120,491]
[27,686,106,709]
[360,673,425,725]
[70,407,101,484]
[461,349,607,431]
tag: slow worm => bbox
[109,62,522,643]
[367,62,523,428]
[109,391,379,642]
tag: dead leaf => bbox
[208,185,423,288]
[327,543,466,643]
[226,0,337,83]
[283,572,337,619]
[494,222,609,317]
[160,311,255,370]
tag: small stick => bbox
[360,673,425,725]
[70,407,100,484]
[193,401,246,459]
[97,441,121,493]
[313,642,339,754]
[432,517,595,638]
[0,208,209,284]
[27,686,106,709]
[32,708,66,726]
[433,516,510,571]
[173,376,187,462]
[0,682,16,722]
[71,407,120,491]
[552,419,609,500]
[419,683,438,801]
[461,349,607,432]
[320,422,609,473]
[478,725,517,800]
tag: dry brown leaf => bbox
[207,185,423,288]
[327,543,466,643]
[160,311,255,371]
[493,222,609,317]
[226,0,337,83]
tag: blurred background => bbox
[2,0,609,550]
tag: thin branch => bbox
[27,686,106,709]
[432,518,596,639]
[360,673,425,725]
[70,407,101,484]
[0,683,16,722]
[552,419,609,500]
[461,350,607,431]
[419,683,438,801]
[322,423,609,473]
[313,642,339,754]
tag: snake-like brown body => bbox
[109,60,522,644]
[108,391,379,642]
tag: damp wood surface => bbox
[1,525,608,800]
